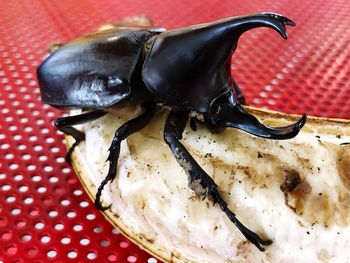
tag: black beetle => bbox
[37,13,306,251]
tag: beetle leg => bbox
[189,117,204,131]
[95,103,156,210]
[54,110,107,164]
[164,110,272,251]
[190,116,221,134]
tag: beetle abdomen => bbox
[37,28,158,109]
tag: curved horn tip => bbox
[286,19,296,27]
[267,113,307,139]
[264,12,296,26]
[297,113,307,129]
[262,13,296,39]
[260,113,307,139]
[282,31,288,40]
[285,113,307,138]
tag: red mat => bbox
[0,0,349,262]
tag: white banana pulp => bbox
[69,106,350,263]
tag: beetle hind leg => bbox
[164,110,272,251]
[54,110,107,164]
[95,103,156,210]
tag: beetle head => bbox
[210,91,306,139]
[143,13,295,113]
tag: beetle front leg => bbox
[190,116,221,134]
[54,110,107,164]
[95,103,156,210]
[164,110,272,251]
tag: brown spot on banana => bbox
[337,146,350,190]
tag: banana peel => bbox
[66,105,350,263]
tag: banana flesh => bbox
[67,105,350,263]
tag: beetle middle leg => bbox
[164,110,272,251]
[54,110,107,164]
[95,102,156,210]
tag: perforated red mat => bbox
[0,1,349,262]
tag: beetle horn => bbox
[211,92,307,140]
[221,12,296,39]
[142,13,295,113]
[180,12,295,40]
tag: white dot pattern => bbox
[1,0,349,262]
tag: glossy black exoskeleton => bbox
[37,13,306,251]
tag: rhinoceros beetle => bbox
[37,13,306,251]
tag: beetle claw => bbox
[95,200,112,211]
[222,203,272,251]
[64,143,77,166]
[211,184,272,251]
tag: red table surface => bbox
[0,1,349,262]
